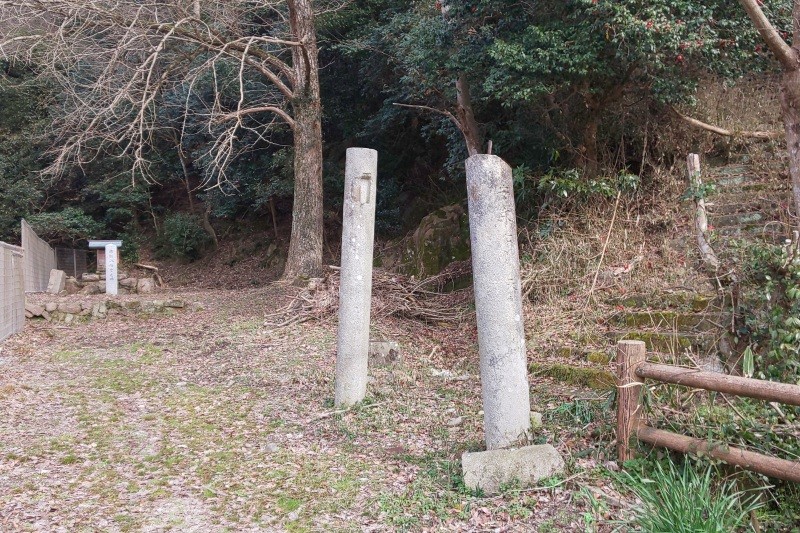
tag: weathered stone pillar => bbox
[466,154,531,449]
[334,148,378,407]
[105,243,118,296]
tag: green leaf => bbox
[742,345,754,379]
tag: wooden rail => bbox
[637,363,800,406]
[616,340,800,483]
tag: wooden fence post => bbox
[687,153,720,269]
[616,340,646,462]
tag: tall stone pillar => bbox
[105,243,119,296]
[334,148,378,407]
[466,154,531,450]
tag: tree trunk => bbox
[202,203,219,250]
[455,73,483,156]
[781,68,800,221]
[177,147,219,249]
[581,113,600,179]
[737,0,800,224]
[579,85,607,179]
[283,0,324,279]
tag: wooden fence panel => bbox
[616,340,800,483]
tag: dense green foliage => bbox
[0,0,790,247]
[0,65,49,238]
[743,242,800,383]
[158,213,212,261]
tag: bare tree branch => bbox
[393,102,473,150]
[0,0,312,185]
[671,106,783,140]
[217,106,295,128]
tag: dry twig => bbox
[263,266,473,328]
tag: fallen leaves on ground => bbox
[0,285,628,531]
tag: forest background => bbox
[3,1,800,529]
[0,0,788,266]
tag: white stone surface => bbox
[466,154,531,449]
[46,269,66,294]
[368,340,402,367]
[334,148,378,407]
[105,244,118,296]
[462,444,565,494]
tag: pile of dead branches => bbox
[264,266,473,328]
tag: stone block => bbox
[81,284,102,296]
[368,341,402,367]
[462,444,565,494]
[120,278,138,289]
[164,299,185,308]
[64,277,82,295]
[81,273,100,282]
[45,302,58,313]
[58,302,82,315]
[47,269,66,294]
[137,278,155,294]
[25,303,44,318]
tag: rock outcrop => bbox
[380,204,471,280]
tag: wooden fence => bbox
[616,340,800,483]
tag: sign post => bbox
[88,240,122,296]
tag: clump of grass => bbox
[617,460,766,532]
[60,454,79,465]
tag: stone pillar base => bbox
[461,444,565,494]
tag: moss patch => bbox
[611,311,721,331]
[529,363,615,390]
[586,352,611,365]
[611,331,698,353]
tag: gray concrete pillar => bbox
[334,148,378,407]
[105,244,118,296]
[466,154,531,450]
